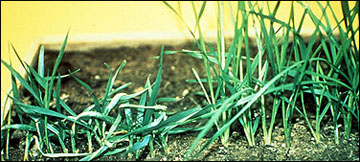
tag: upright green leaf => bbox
[143,45,164,125]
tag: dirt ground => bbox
[3,41,359,161]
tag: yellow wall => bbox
[1,1,358,124]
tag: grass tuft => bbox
[163,1,359,159]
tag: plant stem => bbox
[344,93,354,139]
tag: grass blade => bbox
[13,101,89,128]
[1,59,41,103]
[143,45,164,125]
[1,124,37,132]
[38,45,45,78]
[122,134,151,155]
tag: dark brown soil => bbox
[3,41,359,161]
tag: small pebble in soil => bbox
[182,89,189,96]
[94,75,101,80]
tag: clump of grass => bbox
[164,1,358,159]
[1,32,201,161]
[1,31,86,160]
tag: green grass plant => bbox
[1,31,87,160]
[163,1,358,160]
[1,33,202,161]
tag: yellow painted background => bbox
[1,1,358,124]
